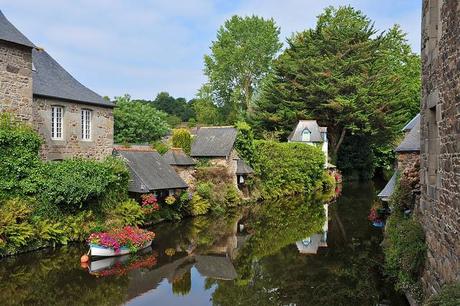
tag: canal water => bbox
[0,182,408,306]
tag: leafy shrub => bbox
[0,198,35,252]
[33,219,68,247]
[0,114,42,199]
[224,184,240,207]
[165,195,176,205]
[106,199,144,228]
[172,128,192,154]
[34,157,129,216]
[62,211,98,242]
[196,182,213,199]
[235,121,255,165]
[424,282,460,306]
[252,140,324,198]
[151,140,170,155]
[319,172,336,191]
[383,213,426,297]
[188,194,211,216]
[390,158,420,212]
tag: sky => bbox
[0,0,421,100]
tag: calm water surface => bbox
[0,182,408,306]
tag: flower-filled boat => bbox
[87,226,155,257]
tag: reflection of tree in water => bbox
[0,246,129,306]
[172,270,191,296]
[211,183,407,306]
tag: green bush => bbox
[151,140,170,155]
[0,198,35,252]
[0,114,42,199]
[172,128,192,154]
[319,172,336,192]
[33,157,129,216]
[106,199,144,227]
[188,194,211,216]
[425,282,460,306]
[383,213,426,297]
[252,140,324,198]
[235,121,255,166]
[196,182,213,199]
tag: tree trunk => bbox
[333,128,346,157]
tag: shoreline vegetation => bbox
[0,114,335,257]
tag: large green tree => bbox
[150,92,195,121]
[204,15,282,121]
[253,6,420,164]
[113,94,170,143]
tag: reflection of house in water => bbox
[296,204,329,254]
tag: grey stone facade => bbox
[0,40,33,121]
[0,12,113,161]
[419,0,460,297]
[33,97,113,160]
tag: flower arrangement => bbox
[87,226,155,254]
[91,254,158,277]
[368,207,381,222]
[165,195,176,205]
[141,193,160,214]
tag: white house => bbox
[288,120,329,168]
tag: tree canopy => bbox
[204,15,282,122]
[252,6,420,171]
[113,94,170,143]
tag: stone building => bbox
[419,0,460,296]
[163,147,197,187]
[190,126,242,188]
[377,114,421,202]
[288,120,329,168]
[0,11,113,160]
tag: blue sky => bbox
[0,0,421,100]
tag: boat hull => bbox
[90,241,152,257]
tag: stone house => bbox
[418,0,460,296]
[190,126,253,189]
[0,11,113,160]
[288,120,329,168]
[113,145,188,198]
[163,147,197,186]
[377,114,420,202]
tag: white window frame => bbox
[51,106,64,140]
[301,129,311,142]
[81,109,92,141]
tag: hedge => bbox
[252,140,324,198]
[172,128,192,154]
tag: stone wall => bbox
[173,165,196,189]
[397,152,420,172]
[33,97,113,160]
[0,41,33,122]
[418,0,460,297]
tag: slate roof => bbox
[236,159,254,175]
[0,11,35,48]
[396,116,420,152]
[402,113,420,132]
[163,148,196,166]
[377,171,398,201]
[191,127,237,157]
[115,149,188,193]
[288,120,326,142]
[32,49,113,107]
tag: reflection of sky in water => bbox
[127,267,216,306]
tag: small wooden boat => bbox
[90,241,152,257]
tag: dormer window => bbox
[301,129,311,142]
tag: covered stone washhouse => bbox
[0,10,114,161]
[113,146,188,199]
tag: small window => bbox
[301,129,311,142]
[51,106,63,140]
[81,109,92,140]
